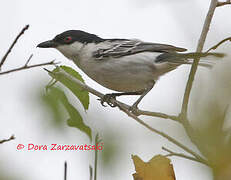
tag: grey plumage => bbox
[93,39,187,59]
[37,30,224,110]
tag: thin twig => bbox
[137,109,178,121]
[46,68,209,166]
[179,0,219,149]
[25,54,34,66]
[118,106,209,166]
[181,0,218,118]
[0,60,57,75]
[162,147,206,164]
[206,37,231,53]
[0,135,15,144]
[64,161,67,180]
[0,25,29,70]
[217,0,231,7]
[179,0,221,166]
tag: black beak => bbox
[37,40,58,48]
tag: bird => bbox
[37,30,224,112]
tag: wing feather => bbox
[93,39,187,59]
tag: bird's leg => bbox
[129,81,155,113]
[100,81,155,111]
[100,91,142,107]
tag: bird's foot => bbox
[99,94,117,107]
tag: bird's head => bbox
[37,30,103,59]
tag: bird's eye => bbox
[64,36,72,43]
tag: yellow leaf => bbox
[132,155,175,180]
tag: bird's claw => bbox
[98,94,117,108]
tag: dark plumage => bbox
[53,30,104,44]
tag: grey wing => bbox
[92,39,187,59]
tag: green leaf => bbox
[67,117,92,142]
[52,65,89,110]
[41,89,64,127]
[48,87,92,141]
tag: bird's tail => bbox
[155,52,225,68]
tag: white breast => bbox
[78,51,178,92]
[57,42,179,92]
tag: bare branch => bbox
[206,37,231,53]
[136,110,178,121]
[25,54,34,66]
[120,107,209,166]
[162,147,208,165]
[217,0,231,7]
[177,0,227,167]
[0,60,57,75]
[181,0,218,117]
[0,25,29,70]
[0,135,15,144]
[179,0,220,152]
[46,68,209,166]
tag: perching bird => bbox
[37,30,224,111]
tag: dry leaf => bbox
[132,155,175,180]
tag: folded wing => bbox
[93,39,187,59]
